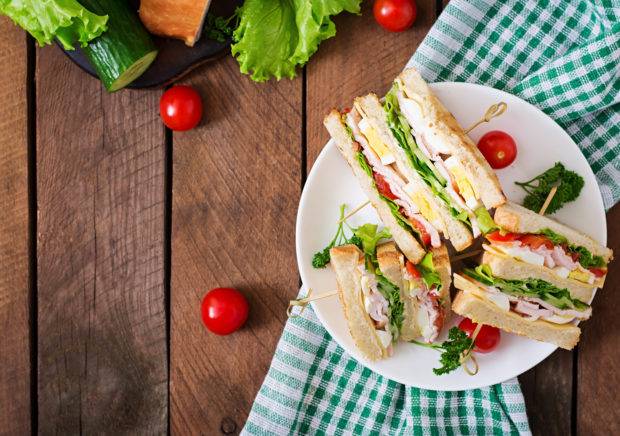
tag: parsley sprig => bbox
[515,162,584,214]
[311,205,362,268]
[411,327,475,375]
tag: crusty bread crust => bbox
[324,110,426,263]
[397,68,505,209]
[353,94,473,251]
[452,282,580,350]
[330,245,386,360]
[494,201,613,262]
[482,249,597,303]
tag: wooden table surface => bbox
[1,2,619,435]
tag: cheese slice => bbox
[358,118,396,165]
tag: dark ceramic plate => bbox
[59,0,241,89]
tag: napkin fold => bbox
[244,0,619,434]
[242,293,530,435]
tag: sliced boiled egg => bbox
[496,245,545,266]
[444,156,479,207]
[568,269,594,284]
[358,118,396,165]
[402,182,440,225]
[552,266,570,279]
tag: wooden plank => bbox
[0,19,30,435]
[519,352,572,435]
[170,59,302,433]
[306,0,438,166]
[577,204,620,434]
[36,48,167,433]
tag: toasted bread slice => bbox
[494,201,613,262]
[482,249,596,303]
[324,110,426,263]
[396,68,505,209]
[330,245,387,360]
[452,276,580,350]
[353,93,474,251]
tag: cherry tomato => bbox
[373,0,417,32]
[477,130,517,169]
[405,260,422,278]
[458,318,501,353]
[159,85,203,131]
[486,230,520,243]
[519,234,554,250]
[374,173,398,200]
[201,288,249,335]
[589,267,607,278]
[410,218,431,246]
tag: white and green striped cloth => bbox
[243,0,619,434]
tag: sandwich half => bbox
[324,110,426,263]
[330,241,452,360]
[485,201,613,300]
[388,67,505,221]
[352,93,474,251]
[330,243,404,360]
[452,261,593,350]
[377,242,452,343]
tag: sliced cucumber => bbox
[79,0,158,91]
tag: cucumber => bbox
[79,0,158,91]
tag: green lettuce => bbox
[474,207,498,234]
[537,228,606,269]
[231,0,361,82]
[463,265,589,311]
[418,252,442,290]
[353,224,391,259]
[0,0,108,50]
[376,275,404,342]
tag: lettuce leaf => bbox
[463,265,589,310]
[231,0,361,82]
[537,228,606,269]
[0,0,108,50]
[474,207,498,234]
[353,224,391,259]
[376,274,404,342]
[418,252,442,290]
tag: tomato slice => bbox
[409,218,431,246]
[486,230,520,243]
[589,267,607,278]
[373,173,398,200]
[405,260,422,278]
[518,234,554,250]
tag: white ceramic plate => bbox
[296,82,607,391]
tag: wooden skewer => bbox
[460,322,483,376]
[538,183,560,215]
[287,289,338,318]
[338,201,370,223]
[451,250,481,262]
[464,102,508,134]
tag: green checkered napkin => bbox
[244,0,619,434]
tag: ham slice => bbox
[139,0,212,46]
